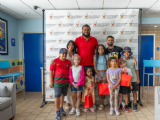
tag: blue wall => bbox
[0,11,19,59]
[18,19,46,58]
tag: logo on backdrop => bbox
[49,29,65,36]
[111,20,127,27]
[75,21,91,27]
[46,24,57,28]
[129,36,138,43]
[66,12,83,19]
[120,12,137,19]
[120,28,136,35]
[102,29,106,35]
[93,21,109,27]
[129,20,138,27]
[49,45,53,51]
[49,13,65,19]
[102,12,106,19]
[58,37,69,44]
[46,56,57,59]
[46,40,57,43]
[66,29,82,35]
[58,21,74,27]
[84,13,100,19]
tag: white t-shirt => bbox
[120,68,132,76]
[72,65,81,82]
[67,54,73,65]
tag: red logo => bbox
[126,47,128,49]
[64,49,65,51]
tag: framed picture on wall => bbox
[0,17,8,55]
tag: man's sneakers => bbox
[128,101,132,108]
[56,111,61,120]
[125,105,130,113]
[60,107,66,116]
[133,103,138,112]
[118,104,123,112]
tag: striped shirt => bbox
[50,58,71,87]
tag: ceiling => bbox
[0,0,160,19]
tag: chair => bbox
[0,83,16,120]
[143,60,160,103]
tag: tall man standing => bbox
[75,24,99,75]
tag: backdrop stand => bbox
[40,9,47,108]
[137,8,143,106]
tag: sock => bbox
[76,108,79,112]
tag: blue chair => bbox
[143,60,160,103]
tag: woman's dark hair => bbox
[66,40,77,55]
[110,57,117,62]
[95,44,106,65]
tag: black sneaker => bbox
[128,101,132,108]
[125,105,129,113]
[133,103,137,112]
[118,104,123,112]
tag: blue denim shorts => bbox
[54,87,68,98]
[71,82,83,92]
[95,72,106,82]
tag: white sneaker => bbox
[115,108,120,116]
[98,104,104,110]
[110,108,114,115]
[76,109,81,116]
[103,99,108,105]
[69,108,75,115]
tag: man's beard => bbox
[108,43,113,46]
[82,33,90,37]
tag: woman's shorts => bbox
[95,72,106,82]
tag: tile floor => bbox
[14,87,155,120]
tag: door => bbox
[139,35,154,86]
[24,33,46,91]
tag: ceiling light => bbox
[154,26,157,27]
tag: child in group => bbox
[93,44,108,110]
[49,48,72,120]
[50,40,77,111]
[118,58,132,112]
[121,46,139,111]
[69,54,85,116]
[82,68,96,112]
[106,57,121,116]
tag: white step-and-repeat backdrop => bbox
[45,9,139,101]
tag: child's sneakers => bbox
[69,108,75,115]
[133,103,138,112]
[60,107,66,116]
[109,108,114,115]
[115,108,120,116]
[56,111,61,120]
[103,99,108,105]
[128,101,132,108]
[125,105,130,113]
[118,104,123,112]
[76,109,81,116]
[98,104,104,110]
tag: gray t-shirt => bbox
[125,58,138,82]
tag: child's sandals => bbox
[83,108,89,112]
[89,107,96,112]
[65,106,72,111]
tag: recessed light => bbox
[154,26,157,27]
